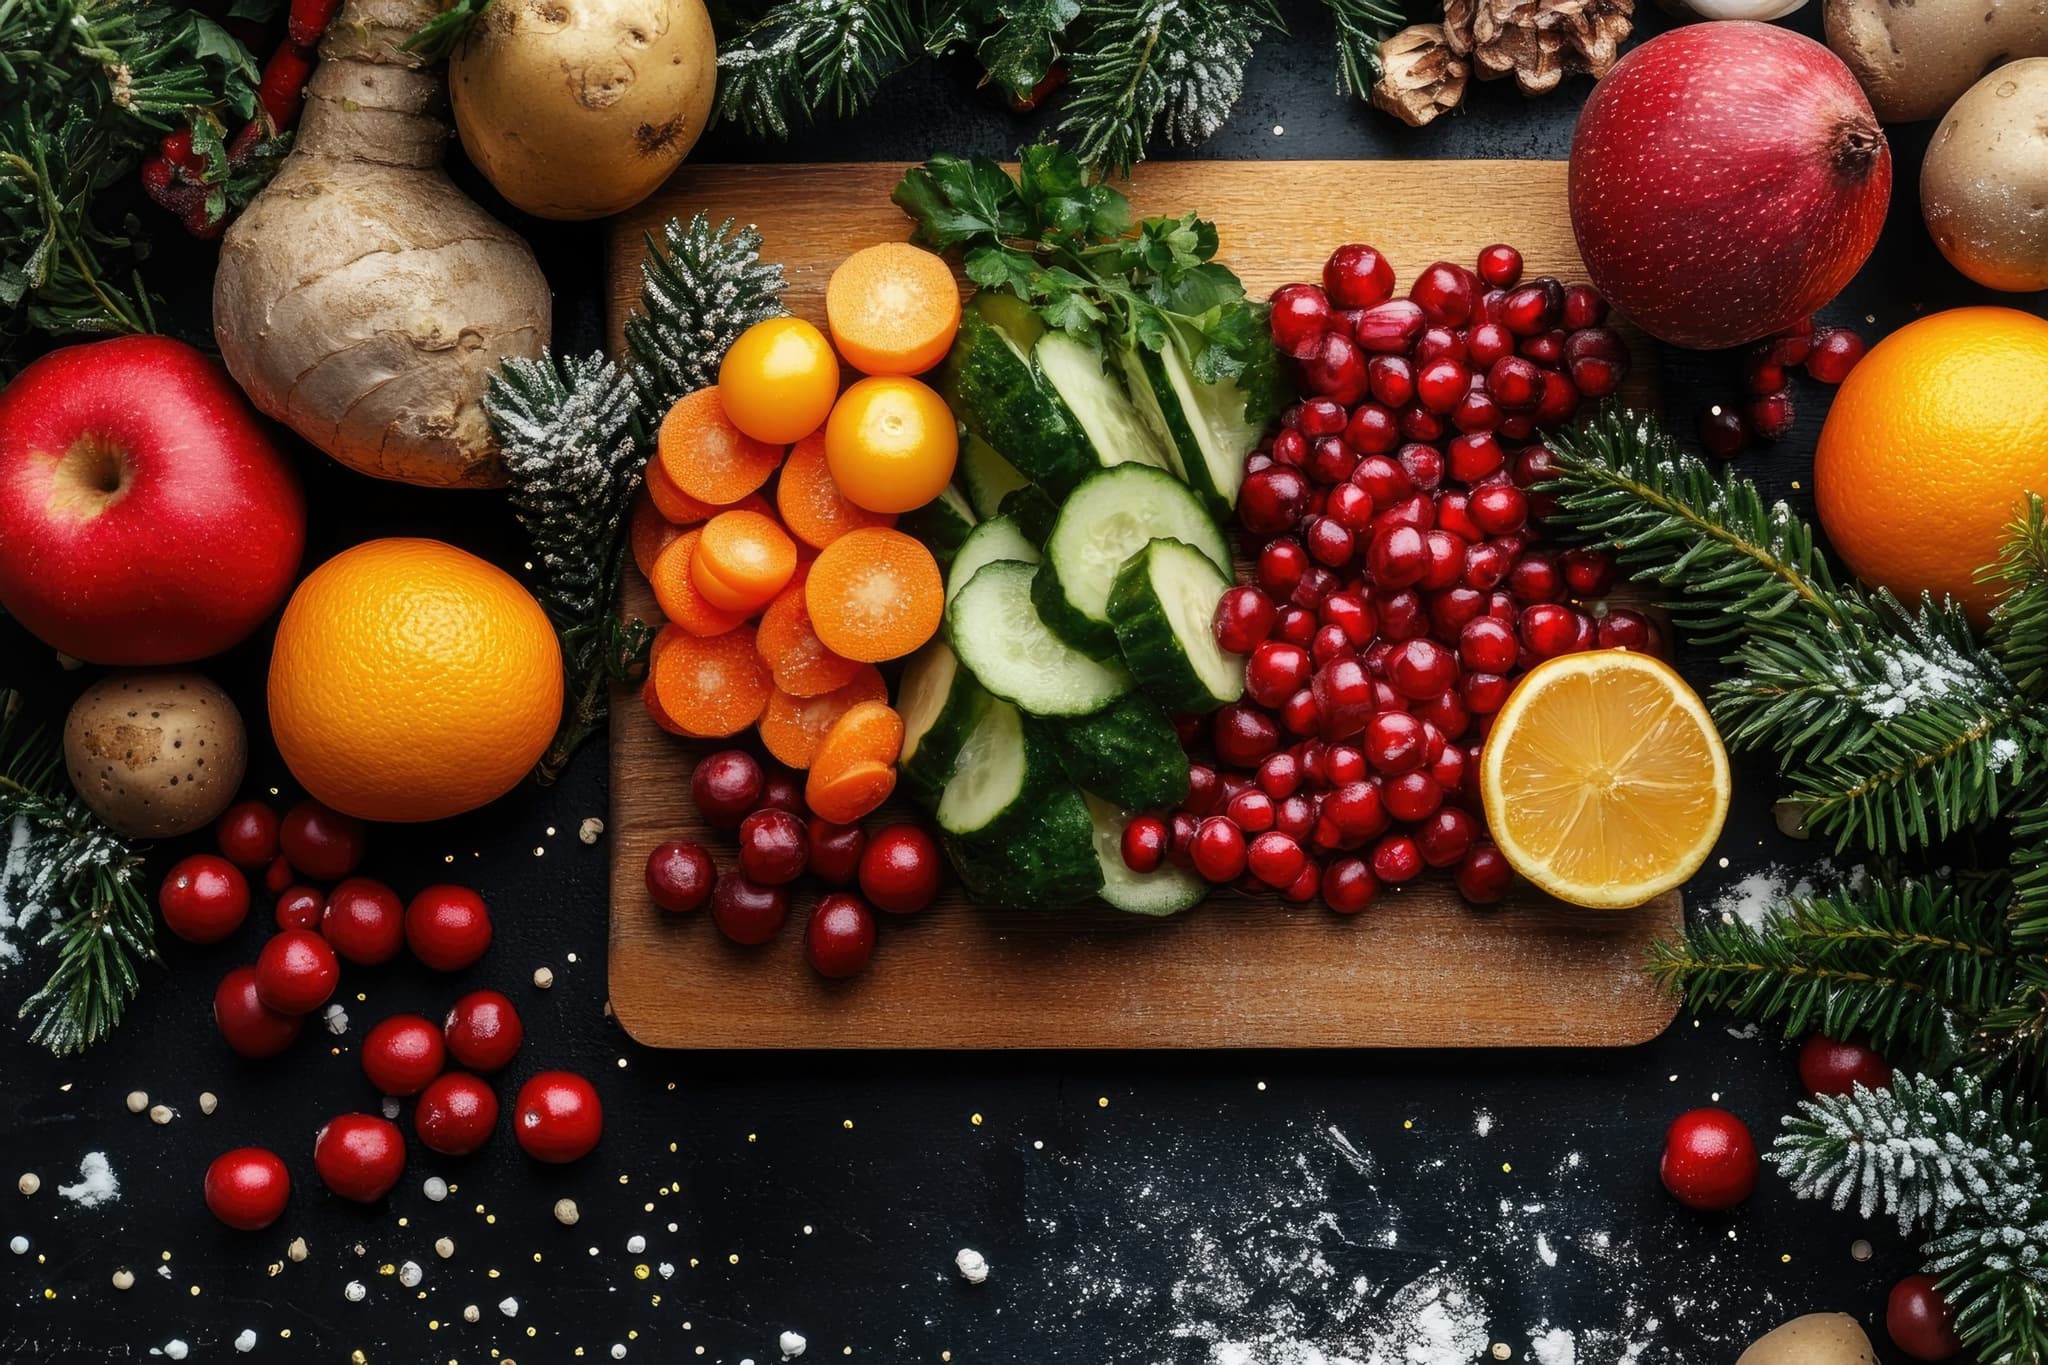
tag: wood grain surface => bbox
[604,161,1681,1050]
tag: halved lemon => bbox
[1480,651,1730,909]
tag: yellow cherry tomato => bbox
[716,317,840,444]
[822,376,959,515]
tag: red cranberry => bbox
[1796,1035,1894,1097]
[1429,744,1468,797]
[1299,397,1347,436]
[710,875,789,945]
[1256,752,1302,800]
[1305,516,1356,568]
[1214,586,1278,654]
[1363,712,1427,776]
[1303,331,1369,404]
[1384,771,1443,823]
[1247,642,1312,707]
[1323,244,1395,308]
[1275,607,1317,647]
[1268,283,1332,359]
[1659,1107,1758,1211]
[1370,834,1422,884]
[1498,413,1536,441]
[1270,428,1308,468]
[444,990,523,1072]
[262,855,293,897]
[313,1113,405,1202]
[1352,453,1411,504]
[403,885,492,971]
[645,841,718,912]
[1415,325,1466,365]
[1367,525,1427,588]
[1239,466,1312,534]
[1345,402,1399,453]
[691,749,764,828]
[1413,356,1468,413]
[1486,355,1542,409]
[1225,789,1275,833]
[1564,327,1629,398]
[1499,284,1556,335]
[1122,815,1169,873]
[1435,491,1478,543]
[1595,608,1652,651]
[1191,817,1248,882]
[255,930,338,1015]
[1417,531,1466,591]
[1386,639,1457,700]
[1475,244,1522,288]
[1462,541,1513,591]
[737,808,809,886]
[1456,844,1513,904]
[214,966,303,1058]
[1519,604,1586,659]
[1745,354,1787,395]
[1887,1275,1964,1362]
[1398,405,1445,443]
[361,1013,446,1096]
[1257,538,1308,599]
[1533,369,1580,428]
[1396,443,1444,492]
[278,801,366,881]
[1561,548,1615,597]
[1806,327,1866,384]
[1410,261,1477,326]
[1321,591,1374,645]
[1325,780,1389,841]
[1273,794,1316,843]
[759,769,808,815]
[416,1072,498,1156]
[859,824,942,914]
[215,801,281,870]
[1246,832,1307,889]
[1458,618,1517,673]
[322,877,405,965]
[1366,355,1414,409]
[1519,327,1567,367]
[1325,745,1366,786]
[205,1147,291,1230]
[159,854,250,945]
[1452,384,1502,434]
[1460,672,1511,716]
[806,893,879,979]
[1184,765,1222,816]
[1745,391,1795,441]
[1416,808,1476,868]
[274,884,323,932]
[807,820,866,886]
[1310,659,1375,741]
[1768,320,1814,367]
[1352,299,1426,354]
[1467,485,1526,537]
[1167,812,1200,867]
[513,1071,603,1164]
[1427,587,1486,641]
[1321,857,1379,914]
[1467,322,1514,368]
[1310,437,1359,486]
[1214,704,1282,767]
[1561,283,1607,329]
[1508,553,1563,604]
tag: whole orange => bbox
[1814,307,2048,619]
[268,539,562,823]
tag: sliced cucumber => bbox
[943,294,1098,499]
[946,515,1040,607]
[1106,537,1246,713]
[1033,330,1173,473]
[1033,464,1231,655]
[1117,346,1192,484]
[937,706,1102,907]
[1043,693,1191,811]
[936,700,1034,836]
[1132,337,1272,515]
[1085,794,1207,918]
[997,485,1060,546]
[898,484,976,568]
[947,560,1133,717]
[960,433,1031,520]
[897,638,990,808]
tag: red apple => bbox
[0,336,305,664]
[1568,22,1890,351]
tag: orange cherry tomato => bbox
[822,375,959,515]
[717,318,840,445]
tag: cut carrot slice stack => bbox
[648,531,748,637]
[757,667,888,769]
[657,387,785,505]
[804,699,903,822]
[755,572,863,697]
[777,432,895,550]
[650,626,772,739]
[804,527,943,663]
[692,509,798,613]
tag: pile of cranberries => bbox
[652,748,943,978]
[1698,317,1868,456]
[1124,241,1662,915]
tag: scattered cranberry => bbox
[274,884,324,933]
[443,990,523,1072]
[1796,1035,1893,1097]
[710,875,788,945]
[690,749,763,828]
[159,854,249,944]
[1214,587,1278,653]
[806,893,879,978]
[415,1072,499,1156]
[1321,858,1379,914]
[1323,244,1395,308]
[321,877,405,965]
[1246,831,1308,889]
[204,1147,290,1231]
[645,841,717,913]
[361,1013,446,1096]
[254,930,338,1016]
[214,965,303,1058]
[1122,815,1169,873]
[1806,327,1866,384]
[858,825,941,914]
[313,1112,405,1202]
[1659,1107,1758,1211]
[1745,390,1795,441]
[404,885,492,971]
[279,800,365,880]
[1476,244,1522,288]
[214,801,281,870]
[738,808,810,886]
[1455,846,1513,905]
[1191,817,1248,882]
[513,1071,603,1163]
[1268,283,1331,359]
[1887,1274,1964,1362]
[806,820,867,886]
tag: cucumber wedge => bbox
[946,515,1040,607]
[960,433,1031,520]
[937,703,1102,908]
[1132,338,1273,515]
[1043,693,1191,811]
[898,484,976,568]
[948,560,1133,717]
[943,294,1098,499]
[1033,330,1173,473]
[936,700,1036,836]
[1033,464,1231,656]
[1085,794,1207,918]
[897,638,990,808]
[1106,538,1246,713]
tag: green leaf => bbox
[892,153,1030,249]
[963,244,1040,296]
[189,16,261,91]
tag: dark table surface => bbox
[4,1,2032,1360]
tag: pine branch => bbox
[1926,1208,2048,1365]
[624,213,788,422]
[1649,875,2014,1065]
[0,692,156,1056]
[925,0,1081,100]
[713,0,922,140]
[1055,0,1282,177]
[1986,494,2048,705]
[1323,0,1404,94]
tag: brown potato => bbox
[63,672,247,839]
[1736,1313,1877,1365]
[1827,0,2048,123]
[1923,58,2048,292]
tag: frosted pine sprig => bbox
[1771,1073,2046,1233]
[625,214,788,418]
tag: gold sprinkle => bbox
[162,1251,173,1262]
[1502,1163,1513,1174]
[643,1202,655,1212]
[486,1215,497,1225]
[352,1352,367,1364]
[280,1331,290,1340]
[44,1288,56,1300]
[842,1120,853,1130]
[634,1265,650,1280]
[618,1175,629,1185]
[189,1285,200,1296]
[970,1114,983,1126]
[1492,1345,1513,1361]
[111,1269,135,1291]
[1781,1253,1792,1264]
[748,1133,757,1143]
[397,1217,408,1228]
[669,1142,678,1154]
[534,1253,543,1263]
[429,1321,440,1331]
[1097,1097,1108,1108]
[489,1269,501,1279]
[728,1253,739,1265]
[1402,1120,1414,1130]
[689,1258,699,1268]
[379,1264,396,1276]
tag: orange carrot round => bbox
[644,676,689,736]
[651,625,772,739]
[810,699,904,774]
[825,242,962,377]
[804,527,944,662]
[657,387,786,505]
[755,572,864,697]
[691,509,798,613]
[648,531,747,637]
[777,432,896,550]
[804,761,897,825]
[645,453,720,525]
[756,667,888,769]
[631,487,684,578]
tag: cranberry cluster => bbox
[1127,242,1659,915]
[1699,318,1868,456]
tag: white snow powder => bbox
[499,1296,520,1317]
[57,1152,118,1207]
[955,1248,989,1284]
[1536,1233,1558,1267]
[1992,736,2021,774]
[322,1003,349,1035]
[779,1329,807,1358]
[234,1328,257,1352]
[0,815,41,967]
[1473,1110,1494,1137]
[1533,1327,1577,1365]
[159,1342,188,1361]
[626,1234,646,1254]
[8,1235,26,1254]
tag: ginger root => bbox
[213,0,550,488]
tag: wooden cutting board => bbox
[603,161,1683,1050]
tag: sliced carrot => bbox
[755,570,863,697]
[756,667,888,769]
[805,761,897,825]
[631,488,685,578]
[825,242,962,377]
[645,454,720,525]
[648,531,748,637]
[657,387,785,505]
[644,676,690,736]
[810,699,904,774]
[777,432,896,550]
[651,625,772,739]
[804,527,944,663]
[692,509,798,614]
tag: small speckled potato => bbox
[1923,59,2048,293]
[1735,1313,1876,1365]
[63,672,247,838]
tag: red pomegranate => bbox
[1567,22,1889,351]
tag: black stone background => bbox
[5,0,2044,1360]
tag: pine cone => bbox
[1372,25,1470,127]
[1442,0,1634,96]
